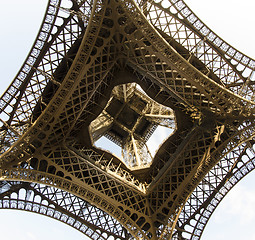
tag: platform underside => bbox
[0,0,254,239]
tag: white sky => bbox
[0,0,255,239]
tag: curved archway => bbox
[0,0,48,96]
[201,170,255,240]
[172,1,255,239]
[0,210,85,240]
[0,181,128,240]
[173,142,255,239]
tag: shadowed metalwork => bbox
[0,0,254,239]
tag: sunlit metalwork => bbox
[0,0,254,239]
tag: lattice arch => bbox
[0,181,130,240]
[0,158,150,239]
[173,142,255,239]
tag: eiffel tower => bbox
[1,0,255,239]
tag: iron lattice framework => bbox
[0,0,255,239]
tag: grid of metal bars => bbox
[0,0,254,239]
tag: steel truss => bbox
[0,0,254,239]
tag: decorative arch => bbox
[0,180,129,240]
[173,142,255,239]
[0,146,152,239]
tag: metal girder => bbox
[0,0,255,239]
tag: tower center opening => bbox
[90,83,175,169]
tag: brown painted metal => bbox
[0,0,254,239]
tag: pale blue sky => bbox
[0,0,255,239]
